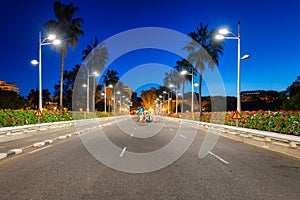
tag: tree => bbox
[141,87,157,111]
[82,37,109,73]
[27,89,39,109]
[82,37,109,112]
[184,23,224,115]
[163,70,181,113]
[103,70,120,112]
[0,90,26,109]
[281,77,300,110]
[173,59,196,112]
[103,70,119,87]
[54,64,81,110]
[44,1,84,109]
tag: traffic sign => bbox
[34,108,43,117]
[231,110,242,120]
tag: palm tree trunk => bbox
[198,70,203,116]
[59,43,67,110]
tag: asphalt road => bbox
[0,116,300,200]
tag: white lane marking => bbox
[120,147,127,157]
[0,146,5,149]
[29,145,53,154]
[130,133,134,137]
[208,151,229,164]
[169,128,174,131]
[180,134,188,140]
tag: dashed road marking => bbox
[180,134,188,140]
[208,151,229,164]
[120,147,127,157]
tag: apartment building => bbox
[0,80,20,94]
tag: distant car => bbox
[130,110,136,115]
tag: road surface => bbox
[0,116,299,199]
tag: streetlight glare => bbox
[219,28,229,35]
[215,34,225,40]
[180,70,188,75]
[82,84,87,87]
[31,60,39,65]
[108,84,113,88]
[241,54,251,60]
[53,39,61,45]
[47,34,56,40]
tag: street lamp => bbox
[216,22,250,113]
[108,84,114,113]
[86,71,99,113]
[169,84,178,114]
[180,69,196,113]
[31,32,60,113]
[103,85,107,113]
[163,91,170,113]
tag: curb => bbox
[0,149,23,160]
[33,140,53,147]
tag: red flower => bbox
[276,122,281,127]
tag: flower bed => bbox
[180,110,300,136]
[0,109,113,128]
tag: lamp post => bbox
[86,71,99,113]
[216,22,250,113]
[180,68,195,113]
[31,31,60,113]
[169,84,178,114]
[108,84,115,113]
[163,91,170,113]
[104,85,107,113]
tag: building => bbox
[0,80,19,94]
[123,85,132,98]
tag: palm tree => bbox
[82,37,109,112]
[82,37,109,73]
[174,59,195,112]
[184,23,224,115]
[44,1,84,109]
[163,70,181,113]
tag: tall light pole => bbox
[163,91,170,113]
[169,84,178,114]
[104,85,107,113]
[31,31,60,113]
[180,68,195,113]
[216,22,250,113]
[85,70,99,113]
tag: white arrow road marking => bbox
[130,133,134,137]
[120,147,127,157]
[208,151,229,164]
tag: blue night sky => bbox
[0,0,299,97]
